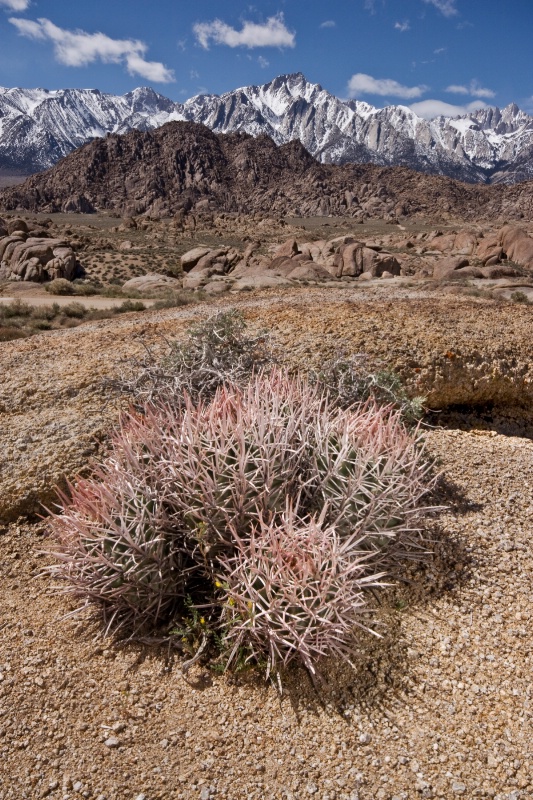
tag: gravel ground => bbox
[1,427,532,800]
[1,285,532,799]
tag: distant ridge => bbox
[0,74,532,183]
[2,120,532,223]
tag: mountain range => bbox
[0,73,532,184]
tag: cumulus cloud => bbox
[445,79,495,98]
[0,0,30,10]
[422,0,459,17]
[348,73,428,99]
[394,21,410,32]
[9,16,175,82]
[320,20,336,28]
[410,98,488,119]
[193,13,295,49]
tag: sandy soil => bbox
[1,284,533,800]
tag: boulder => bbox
[340,243,363,277]
[499,226,533,270]
[21,258,43,282]
[241,241,260,264]
[61,195,95,213]
[203,281,230,295]
[180,246,212,272]
[182,269,213,290]
[263,256,298,276]
[122,274,181,293]
[452,266,484,279]
[453,230,478,255]
[433,257,470,280]
[0,231,78,282]
[273,238,299,259]
[287,262,334,281]
[6,218,28,235]
[360,248,401,277]
[428,233,456,253]
[0,234,26,260]
[476,236,502,265]
[479,265,522,279]
[191,248,228,273]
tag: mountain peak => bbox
[0,77,531,184]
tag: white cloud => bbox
[320,20,336,28]
[9,16,175,82]
[394,21,410,32]
[445,79,495,98]
[422,0,459,17]
[258,55,269,68]
[193,13,295,49]
[364,0,376,13]
[409,98,488,119]
[434,47,447,54]
[0,0,30,10]
[348,73,428,99]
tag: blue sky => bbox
[1,0,532,118]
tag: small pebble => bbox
[104,737,120,749]
[112,721,126,733]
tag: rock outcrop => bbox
[2,121,533,223]
[0,216,78,282]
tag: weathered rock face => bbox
[0,219,78,282]
[2,121,533,223]
[433,257,471,280]
[499,226,533,270]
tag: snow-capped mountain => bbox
[0,73,532,184]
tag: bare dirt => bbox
[1,221,533,799]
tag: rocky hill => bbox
[1,74,532,183]
[1,121,532,222]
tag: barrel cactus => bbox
[48,367,435,674]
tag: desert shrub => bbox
[114,300,146,313]
[118,309,275,407]
[72,281,100,296]
[510,291,531,304]
[0,325,27,341]
[151,292,198,309]
[48,369,435,677]
[313,352,426,424]
[62,302,87,319]
[0,299,32,319]
[31,303,62,321]
[45,278,76,296]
